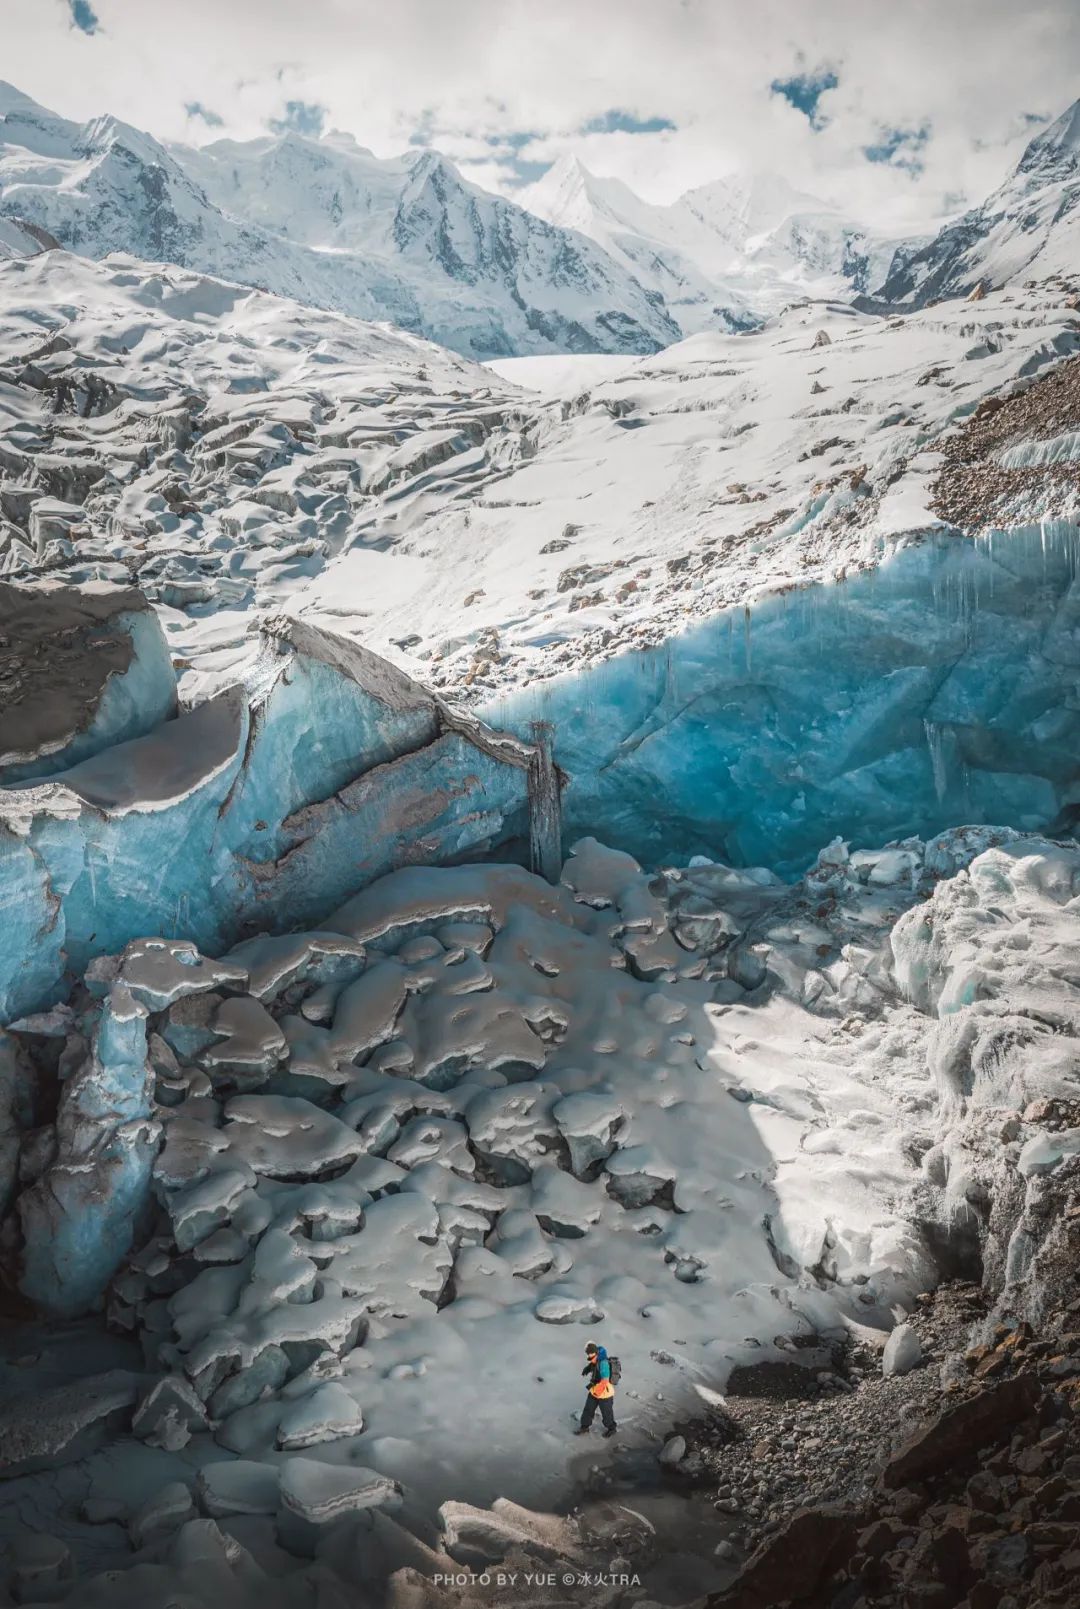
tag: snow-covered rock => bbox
[881,1322,923,1377]
[277,1458,401,1554]
[0,212,59,260]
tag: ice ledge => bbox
[0,615,555,1023]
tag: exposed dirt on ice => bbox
[932,331,1080,529]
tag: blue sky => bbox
[11,0,1080,229]
[770,68,839,132]
[66,0,99,34]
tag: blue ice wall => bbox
[18,985,158,1317]
[483,523,1080,873]
[0,625,536,1022]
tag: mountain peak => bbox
[545,151,593,184]
[407,148,460,182]
[79,113,173,168]
[1018,98,1080,175]
[679,168,833,240]
[519,155,642,238]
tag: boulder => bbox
[277,1457,401,1555]
[0,1371,141,1478]
[706,1504,864,1607]
[132,1374,209,1451]
[882,1322,923,1378]
[881,1374,1040,1488]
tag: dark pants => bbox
[581,1392,616,1431]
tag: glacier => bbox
[0,101,1079,1609]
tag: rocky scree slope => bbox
[694,1278,1080,1609]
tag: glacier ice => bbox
[485,521,1080,871]
[0,814,1078,1606]
[0,613,551,1022]
[17,982,159,1317]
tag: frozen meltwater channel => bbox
[481,520,1080,872]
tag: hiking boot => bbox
[603,1427,617,1438]
[574,1426,590,1435]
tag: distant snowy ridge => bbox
[870,97,1080,307]
[520,155,911,330]
[0,81,679,361]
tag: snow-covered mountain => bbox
[0,81,680,360]
[871,97,1080,307]
[0,78,918,364]
[521,156,906,330]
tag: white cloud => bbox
[4,0,1079,230]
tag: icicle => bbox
[743,604,752,674]
[527,720,562,885]
[924,719,949,804]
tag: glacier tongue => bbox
[0,150,1079,1606]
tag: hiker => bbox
[575,1340,618,1437]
